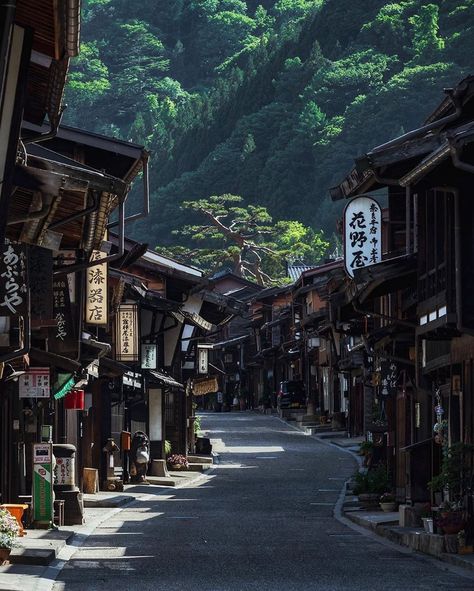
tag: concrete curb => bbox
[345,509,474,573]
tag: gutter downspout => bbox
[0,300,30,363]
[108,154,150,227]
[49,190,100,230]
[454,190,463,332]
[352,299,416,329]
[371,95,462,154]
[406,185,411,255]
[54,195,126,275]
[448,152,474,336]
[7,192,52,225]
[0,1,16,94]
[22,105,65,145]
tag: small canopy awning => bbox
[99,357,131,378]
[147,370,184,390]
[172,310,214,332]
[354,254,417,304]
[29,348,81,373]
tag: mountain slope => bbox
[66,1,474,246]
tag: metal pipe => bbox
[54,195,126,275]
[450,144,474,175]
[405,185,411,255]
[413,193,418,252]
[454,188,463,331]
[49,190,99,230]
[352,300,416,328]
[449,155,474,336]
[0,1,16,95]
[7,193,52,225]
[108,155,150,228]
[371,169,400,187]
[371,95,462,154]
[22,105,65,144]
[0,311,30,363]
[74,258,85,362]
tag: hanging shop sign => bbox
[29,246,53,320]
[197,346,209,374]
[19,367,50,398]
[192,376,218,396]
[116,303,139,362]
[141,343,157,369]
[32,442,54,526]
[85,250,108,325]
[0,240,28,316]
[344,196,381,278]
[50,277,76,353]
[380,360,398,397]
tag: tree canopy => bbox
[161,194,328,284]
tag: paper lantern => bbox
[64,389,85,410]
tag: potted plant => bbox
[428,443,474,535]
[0,507,20,564]
[379,492,397,512]
[419,503,434,533]
[166,454,189,471]
[437,500,466,535]
[353,465,390,508]
[358,440,374,468]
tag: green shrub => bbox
[353,465,389,495]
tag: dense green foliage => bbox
[162,194,328,283]
[66,0,474,252]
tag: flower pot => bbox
[168,464,187,471]
[422,517,434,533]
[358,493,380,509]
[380,502,397,512]
[0,548,11,565]
[439,511,465,535]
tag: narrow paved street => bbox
[53,413,473,591]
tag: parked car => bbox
[277,381,306,409]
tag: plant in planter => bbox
[419,503,434,533]
[428,443,474,535]
[353,465,390,508]
[0,507,20,564]
[379,492,397,512]
[358,441,375,468]
[166,454,189,471]
[437,500,466,535]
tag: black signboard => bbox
[0,240,28,316]
[49,278,76,354]
[380,361,398,397]
[29,246,53,320]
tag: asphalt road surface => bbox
[53,412,474,591]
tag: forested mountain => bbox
[66,0,474,249]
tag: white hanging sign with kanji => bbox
[116,304,139,362]
[85,250,108,325]
[344,196,381,278]
[19,367,50,398]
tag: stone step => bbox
[187,455,213,464]
[10,529,74,565]
[147,476,176,487]
[186,463,211,472]
[10,547,56,566]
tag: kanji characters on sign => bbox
[85,250,108,325]
[344,197,382,278]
